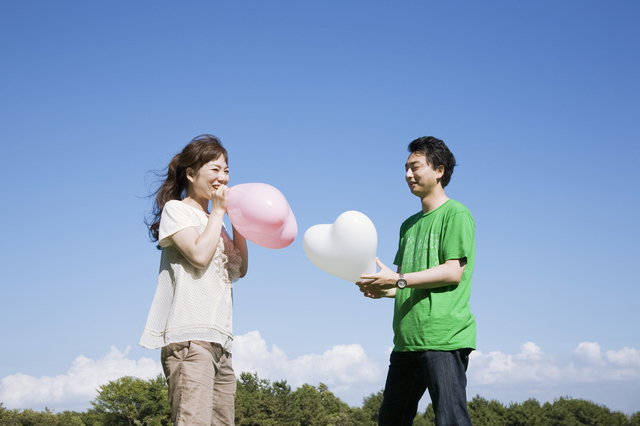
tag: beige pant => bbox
[161,341,236,425]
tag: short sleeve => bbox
[158,201,197,247]
[393,222,407,267]
[442,211,475,261]
[393,212,420,267]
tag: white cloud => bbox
[468,342,640,414]
[568,342,640,382]
[469,342,561,385]
[607,347,640,368]
[0,334,384,411]
[0,346,161,411]
[1,338,639,414]
[469,341,640,386]
[233,331,383,400]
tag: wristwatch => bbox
[396,273,407,289]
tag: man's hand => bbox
[356,258,398,293]
[358,287,396,299]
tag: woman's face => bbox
[187,155,229,199]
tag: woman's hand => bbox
[210,185,228,216]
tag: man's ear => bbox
[435,165,445,179]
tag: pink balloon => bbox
[245,204,297,249]
[227,183,297,249]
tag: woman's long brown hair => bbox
[146,134,228,243]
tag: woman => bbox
[140,134,248,425]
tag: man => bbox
[357,136,476,425]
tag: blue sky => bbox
[1,0,639,415]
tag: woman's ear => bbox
[186,167,196,183]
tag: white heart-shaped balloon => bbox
[303,211,377,282]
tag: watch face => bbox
[397,279,407,289]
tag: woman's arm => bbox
[170,186,228,269]
[171,210,225,269]
[232,226,248,278]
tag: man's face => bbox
[405,152,443,198]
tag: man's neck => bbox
[421,188,449,213]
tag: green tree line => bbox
[1,372,639,425]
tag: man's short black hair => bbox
[408,136,457,188]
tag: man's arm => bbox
[358,264,400,299]
[356,257,466,292]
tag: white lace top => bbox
[139,200,243,352]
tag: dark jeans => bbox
[378,349,472,426]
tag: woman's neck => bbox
[182,195,209,213]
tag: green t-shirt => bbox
[393,199,476,351]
